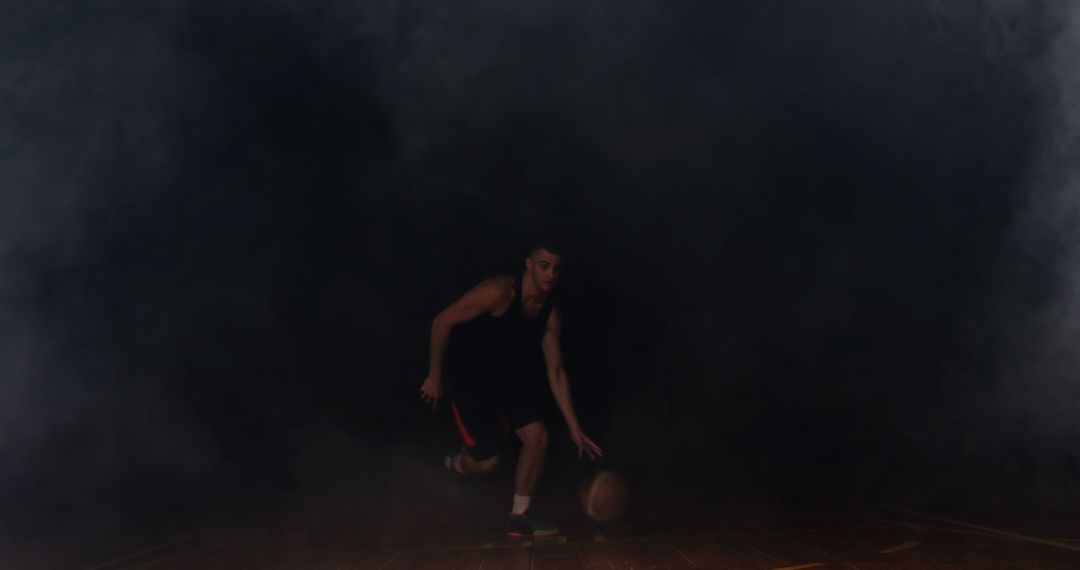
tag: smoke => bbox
[3,0,1080,564]
[979,0,1080,509]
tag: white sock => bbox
[511,494,531,515]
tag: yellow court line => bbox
[879,540,920,554]
[376,552,400,570]
[83,536,194,570]
[99,522,906,563]
[872,504,1080,553]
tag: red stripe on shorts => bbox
[450,401,477,446]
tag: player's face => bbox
[526,249,561,294]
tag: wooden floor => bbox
[87,512,1080,569]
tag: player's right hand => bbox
[419,374,442,410]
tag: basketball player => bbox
[419,243,603,537]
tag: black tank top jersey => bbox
[445,278,556,394]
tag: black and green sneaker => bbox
[506,513,559,538]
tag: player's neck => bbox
[519,271,546,303]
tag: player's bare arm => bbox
[542,307,603,460]
[421,276,514,409]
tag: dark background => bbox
[3,0,1080,564]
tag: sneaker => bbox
[506,513,559,537]
[444,446,467,475]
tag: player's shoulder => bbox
[474,275,515,301]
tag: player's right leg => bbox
[446,395,508,475]
[451,449,499,475]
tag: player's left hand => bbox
[570,428,603,460]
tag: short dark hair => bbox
[527,241,564,258]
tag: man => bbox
[419,243,602,537]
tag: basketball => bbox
[580,470,628,522]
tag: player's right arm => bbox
[420,277,511,409]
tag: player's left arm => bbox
[543,307,603,460]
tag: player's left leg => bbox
[500,376,559,537]
[513,421,548,501]
[504,420,558,537]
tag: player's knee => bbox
[474,455,500,474]
[522,425,549,450]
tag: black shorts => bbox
[448,374,555,461]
